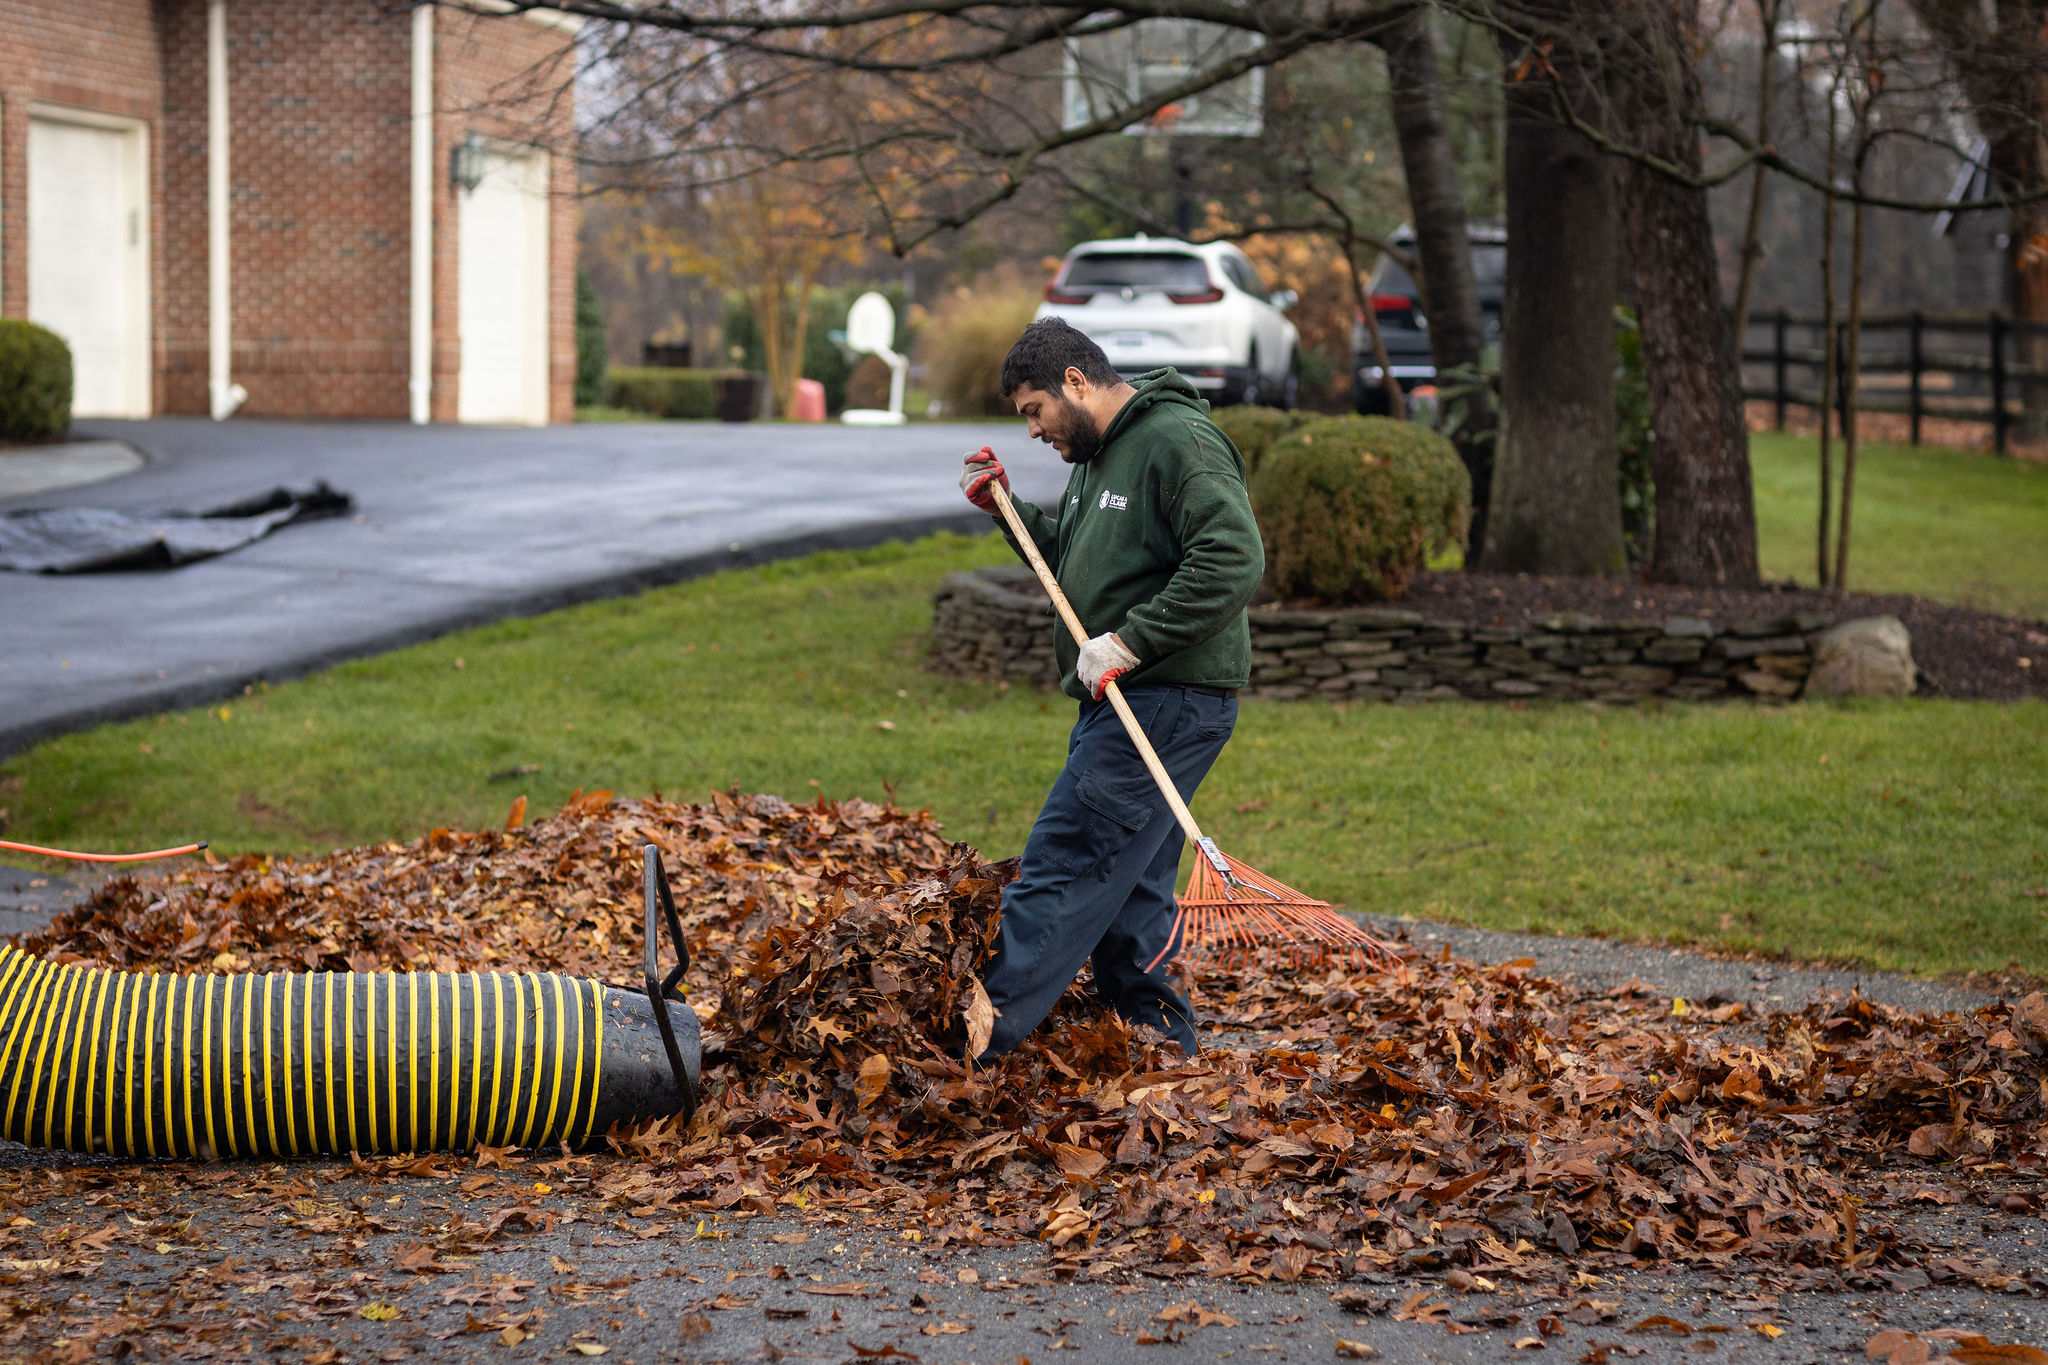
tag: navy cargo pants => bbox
[980,684,1237,1060]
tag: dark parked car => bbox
[1352,223,1504,415]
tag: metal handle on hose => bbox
[642,844,700,1123]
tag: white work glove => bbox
[958,446,1009,511]
[1077,632,1140,700]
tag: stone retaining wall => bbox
[930,566,1845,703]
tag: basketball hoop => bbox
[1062,17,1266,139]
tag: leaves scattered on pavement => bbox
[5,789,2047,1359]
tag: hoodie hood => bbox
[1096,367,1211,454]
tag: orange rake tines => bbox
[984,475,1398,978]
[1171,838,1402,974]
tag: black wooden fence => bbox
[1742,310,2048,454]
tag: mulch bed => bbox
[9,791,2043,1326]
[1395,571,2048,701]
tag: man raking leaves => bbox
[957,319,1264,1060]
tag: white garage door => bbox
[458,145,550,425]
[28,112,151,419]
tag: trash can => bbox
[792,378,826,422]
[716,372,763,423]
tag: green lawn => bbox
[1750,431,2048,620]
[5,522,2046,977]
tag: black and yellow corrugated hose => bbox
[0,845,699,1158]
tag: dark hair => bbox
[1000,317,1121,398]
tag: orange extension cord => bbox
[0,839,207,864]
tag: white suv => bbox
[1035,236,1301,408]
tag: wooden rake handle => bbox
[988,479,1210,851]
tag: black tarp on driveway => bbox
[0,483,352,573]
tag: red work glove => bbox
[959,446,1009,512]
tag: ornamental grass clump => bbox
[1250,415,1470,602]
[918,266,1043,417]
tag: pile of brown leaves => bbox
[24,788,955,996]
[21,792,2048,1291]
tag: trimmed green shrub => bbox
[574,266,608,408]
[604,367,739,420]
[1208,406,1313,473]
[0,320,72,441]
[1251,415,1471,603]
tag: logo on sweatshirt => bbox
[1098,490,1129,511]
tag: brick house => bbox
[0,0,578,425]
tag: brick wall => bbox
[0,0,162,397]
[216,1,414,418]
[157,1,208,415]
[432,7,579,424]
[4,1,578,424]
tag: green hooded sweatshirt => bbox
[999,368,1265,701]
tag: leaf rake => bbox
[988,480,1400,976]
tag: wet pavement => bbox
[0,417,1051,759]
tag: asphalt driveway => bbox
[0,416,1058,758]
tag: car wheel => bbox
[1277,350,1300,411]
[1238,346,1261,408]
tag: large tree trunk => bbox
[1614,0,1758,586]
[1484,58,1627,575]
[1380,7,1495,558]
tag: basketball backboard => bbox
[1062,16,1266,138]
[844,292,897,356]
[841,291,908,426]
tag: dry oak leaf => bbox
[856,1053,891,1110]
[963,978,995,1060]
[1335,1342,1380,1359]
[1268,1245,1314,1282]
[1042,1193,1094,1247]
[801,1282,880,1297]
[1949,1346,2048,1365]
[1393,1292,1451,1324]
[1156,1301,1239,1330]
[1865,1331,1932,1365]
[1053,1144,1109,1180]
[1563,1300,1621,1326]
[1630,1316,1693,1336]
[1908,1123,1961,1158]
[920,1321,970,1336]
[474,1143,525,1170]
[809,1015,855,1045]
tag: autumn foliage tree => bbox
[659,173,864,416]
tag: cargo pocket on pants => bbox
[1069,769,1156,883]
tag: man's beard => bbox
[1050,398,1105,464]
